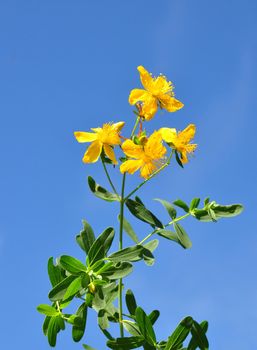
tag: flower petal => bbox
[140,162,157,179]
[178,124,196,143]
[103,144,117,164]
[112,121,125,133]
[74,131,97,143]
[159,127,177,143]
[82,141,102,163]
[129,89,150,105]
[141,96,158,121]
[121,139,144,159]
[145,131,167,159]
[120,159,142,175]
[137,66,154,92]
[158,95,184,112]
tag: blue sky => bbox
[1,0,257,349]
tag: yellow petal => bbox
[159,127,177,143]
[137,66,154,92]
[121,139,144,159]
[103,144,117,164]
[145,131,167,159]
[141,96,158,121]
[178,124,196,143]
[74,131,97,143]
[112,121,125,133]
[140,162,157,179]
[82,140,102,163]
[129,89,150,105]
[158,95,184,112]
[181,151,189,164]
[120,159,142,175]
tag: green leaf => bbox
[37,304,59,317]
[72,303,87,342]
[164,316,193,350]
[188,320,209,350]
[126,199,163,228]
[76,219,95,253]
[58,255,87,274]
[63,276,82,300]
[173,199,189,213]
[126,289,137,316]
[173,223,192,249]
[143,239,159,253]
[189,198,200,211]
[88,227,115,266]
[148,310,160,325]
[135,307,156,346]
[47,316,59,347]
[157,229,180,243]
[88,176,120,202]
[92,283,119,312]
[98,309,109,329]
[123,321,141,336]
[47,257,64,287]
[119,215,139,243]
[48,275,77,301]
[108,245,144,262]
[141,247,155,266]
[107,336,145,349]
[212,203,243,218]
[155,199,177,219]
[83,345,97,350]
[43,316,51,335]
[99,262,133,279]
[175,151,184,168]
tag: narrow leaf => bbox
[37,304,59,317]
[155,198,177,219]
[88,227,115,266]
[108,245,144,263]
[135,307,156,345]
[119,215,139,243]
[58,255,86,274]
[126,199,163,228]
[173,199,189,213]
[125,289,137,316]
[88,176,120,202]
[47,257,63,287]
[148,310,160,325]
[48,275,77,301]
[189,198,200,211]
[72,303,87,342]
[164,316,193,350]
[189,320,209,350]
[107,336,145,349]
[76,219,95,253]
[63,276,82,300]
[173,223,192,249]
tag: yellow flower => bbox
[159,124,197,164]
[129,66,184,121]
[74,122,125,164]
[120,131,167,179]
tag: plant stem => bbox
[138,212,191,245]
[117,117,140,338]
[118,173,126,338]
[130,116,140,138]
[124,151,174,201]
[101,158,119,196]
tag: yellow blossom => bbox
[74,122,125,164]
[120,131,167,179]
[129,66,184,121]
[159,124,197,164]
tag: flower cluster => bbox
[74,66,197,179]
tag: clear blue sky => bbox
[1,1,256,349]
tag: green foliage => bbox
[88,176,120,202]
[126,198,163,228]
[76,219,95,253]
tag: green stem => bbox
[138,212,190,245]
[118,117,140,338]
[118,173,126,338]
[130,116,140,138]
[124,151,174,201]
[101,158,119,196]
